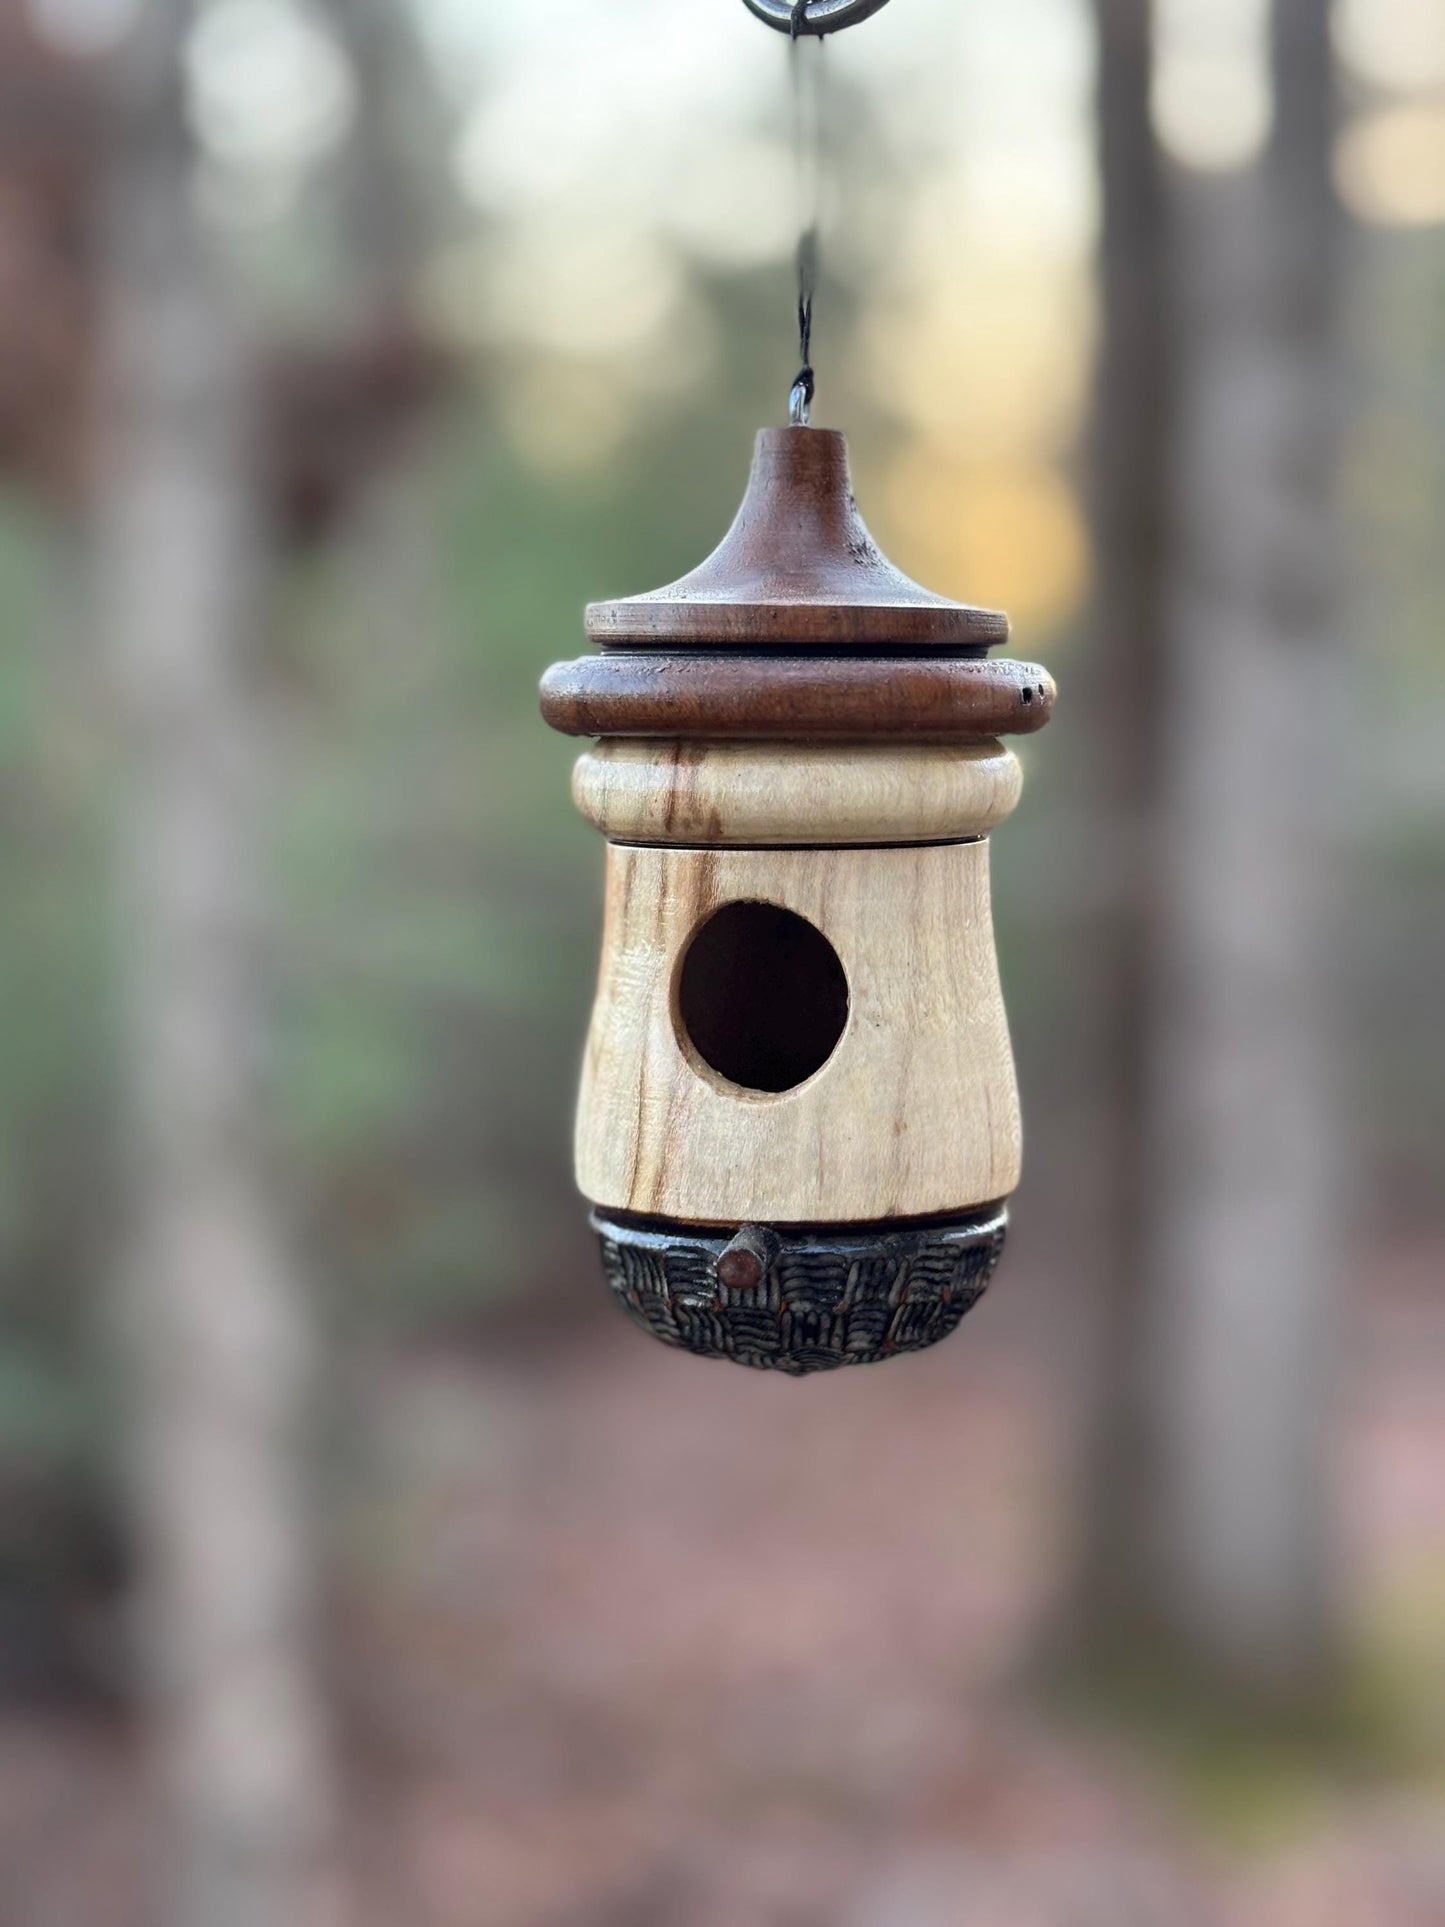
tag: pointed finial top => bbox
[585,428,1008,651]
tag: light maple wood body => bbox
[574,739,1022,846]
[575,833,1022,1226]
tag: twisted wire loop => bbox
[789,32,822,423]
[789,271,815,426]
[740,0,893,413]
[742,0,893,35]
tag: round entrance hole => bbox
[675,901,849,1095]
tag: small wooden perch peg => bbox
[717,1227,782,1294]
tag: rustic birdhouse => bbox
[541,426,1054,1374]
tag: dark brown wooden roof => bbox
[584,427,1009,651]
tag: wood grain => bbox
[585,428,1008,649]
[540,651,1055,741]
[572,740,1022,846]
[575,841,1022,1225]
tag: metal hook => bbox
[741,0,892,35]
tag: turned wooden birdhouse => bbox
[541,426,1054,1374]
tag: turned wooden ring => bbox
[540,653,1055,742]
[572,740,1022,845]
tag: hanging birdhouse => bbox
[541,426,1055,1374]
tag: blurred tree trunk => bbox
[1142,0,1347,1694]
[326,0,432,298]
[1072,0,1174,1636]
[99,4,340,1922]
[1075,0,1347,1697]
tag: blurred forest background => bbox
[0,0,1442,1923]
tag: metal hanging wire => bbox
[742,0,891,423]
[742,0,892,35]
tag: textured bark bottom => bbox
[591,1207,1008,1375]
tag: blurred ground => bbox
[4,1230,1441,1927]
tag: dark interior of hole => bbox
[676,901,849,1095]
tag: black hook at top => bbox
[741,0,892,35]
